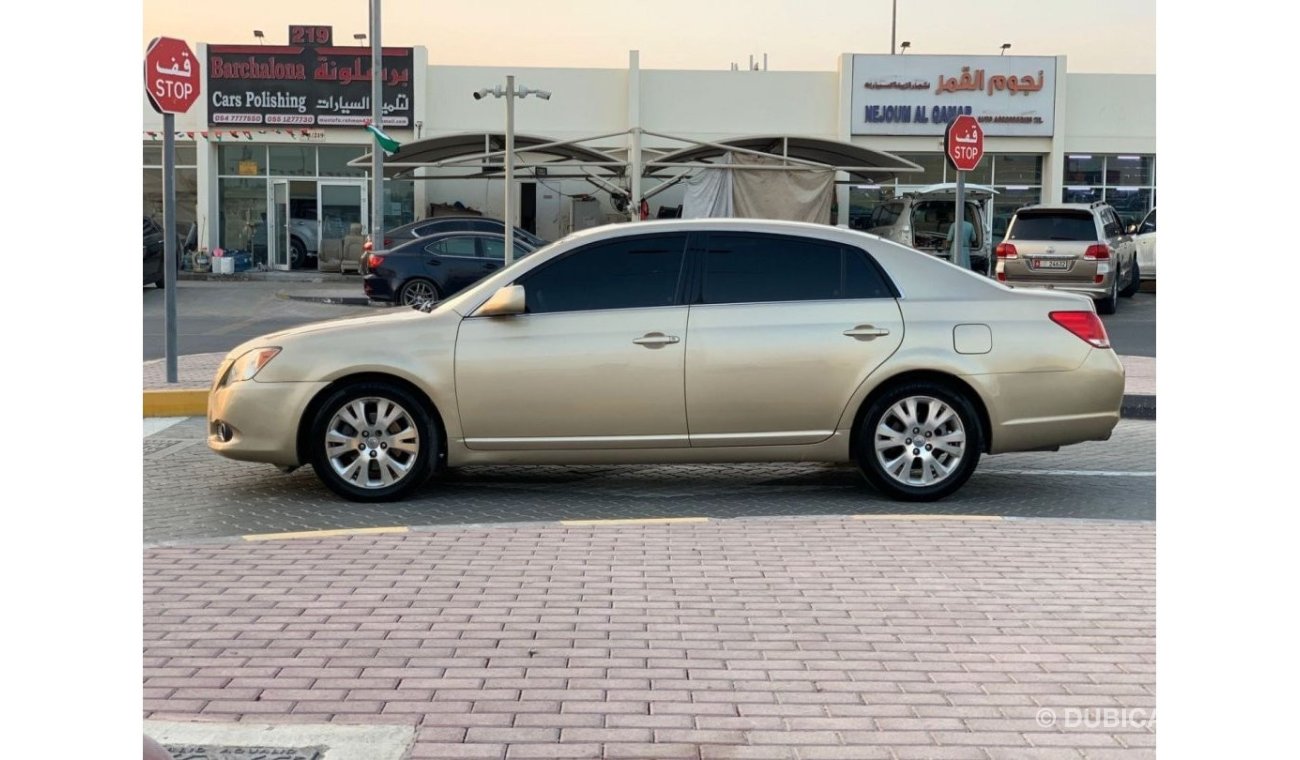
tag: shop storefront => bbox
[142,42,1153,272]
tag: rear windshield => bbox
[1008,211,1097,241]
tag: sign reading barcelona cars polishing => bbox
[206,43,415,127]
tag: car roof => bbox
[1015,203,1106,213]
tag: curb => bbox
[180,272,358,283]
[143,389,208,417]
[1121,393,1156,420]
[275,290,389,307]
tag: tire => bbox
[1096,273,1118,315]
[290,238,307,269]
[307,381,439,502]
[399,278,440,307]
[1119,258,1140,298]
[856,381,983,502]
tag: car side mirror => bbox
[1126,224,1137,234]
[474,284,526,317]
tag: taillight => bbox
[1083,244,1110,260]
[1050,310,1111,348]
[368,255,385,269]
[996,243,1018,259]
[363,240,373,252]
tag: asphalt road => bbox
[142,281,372,361]
[145,280,1157,361]
[145,416,1155,544]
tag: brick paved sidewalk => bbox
[144,517,1155,759]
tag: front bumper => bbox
[208,378,331,467]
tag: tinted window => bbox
[701,234,890,304]
[481,237,506,260]
[844,249,894,299]
[1140,209,1156,234]
[416,220,472,236]
[519,234,687,314]
[1101,209,1123,237]
[425,236,478,257]
[1008,211,1098,241]
[871,202,904,227]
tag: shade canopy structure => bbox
[350,131,628,181]
[644,134,924,183]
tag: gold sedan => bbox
[208,219,1123,502]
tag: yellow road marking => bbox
[242,526,410,541]
[560,517,709,527]
[852,514,1004,521]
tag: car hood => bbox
[225,305,463,385]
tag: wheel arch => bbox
[847,369,993,461]
[296,371,449,470]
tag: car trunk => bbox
[907,184,995,261]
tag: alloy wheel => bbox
[873,395,967,487]
[323,397,421,490]
[401,280,437,306]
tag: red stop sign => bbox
[144,37,200,114]
[944,115,984,172]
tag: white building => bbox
[143,43,1155,269]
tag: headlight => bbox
[224,347,281,385]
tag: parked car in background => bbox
[363,231,539,306]
[379,215,549,251]
[143,216,166,288]
[1132,207,1156,283]
[248,216,325,269]
[994,202,1140,314]
[208,219,1123,504]
[866,184,995,276]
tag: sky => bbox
[142,0,1155,74]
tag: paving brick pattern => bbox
[145,419,1154,544]
[144,518,1155,758]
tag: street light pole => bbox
[475,78,549,265]
[891,0,897,55]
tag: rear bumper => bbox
[363,275,397,302]
[982,348,1125,454]
[1002,278,1111,299]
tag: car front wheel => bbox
[308,381,438,502]
[857,382,983,502]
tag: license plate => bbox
[1032,258,1069,270]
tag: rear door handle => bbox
[632,332,680,348]
[844,325,891,340]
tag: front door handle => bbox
[844,325,891,340]
[632,332,680,348]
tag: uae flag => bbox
[366,123,401,155]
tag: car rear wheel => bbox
[308,381,438,502]
[399,278,440,307]
[1096,273,1118,315]
[1119,259,1140,298]
[856,381,983,502]
[290,238,307,269]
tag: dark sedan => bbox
[144,216,166,288]
[363,231,540,306]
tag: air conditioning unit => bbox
[570,198,603,231]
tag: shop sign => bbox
[206,44,415,128]
[237,160,259,176]
[850,54,1056,137]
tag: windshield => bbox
[1008,211,1097,241]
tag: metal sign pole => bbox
[163,112,179,383]
[505,74,515,265]
[953,170,969,271]
[370,0,384,254]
